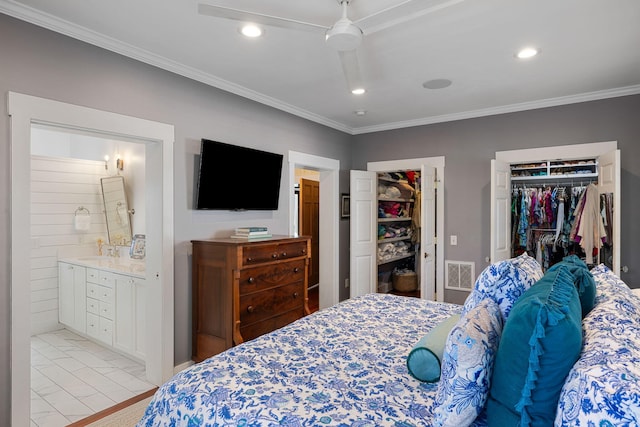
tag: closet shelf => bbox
[378,217,412,223]
[378,236,412,244]
[378,197,414,203]
[511,172,598,182]
[378,252,415,266]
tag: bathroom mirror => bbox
[101,176,133,246]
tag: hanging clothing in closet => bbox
[511,182,611,271]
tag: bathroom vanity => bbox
[58,256,146,361]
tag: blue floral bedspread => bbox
[555,265,640,426]
[137,293,463,426]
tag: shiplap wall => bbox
[31,156,109,335]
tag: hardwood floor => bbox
[308,285,319,313]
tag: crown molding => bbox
[0,1,352,134]
[352,84,640,135]
[3,1,639,137]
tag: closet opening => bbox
[376,170,422,298]
[492,142,619,276]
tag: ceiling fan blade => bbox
[354,0,464,35]
[338,50,364,93]
[198,3,328,33]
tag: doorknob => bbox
[424,253,429,259]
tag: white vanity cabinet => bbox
[58,262,87,333]
[58,259,146,361]
[114,274,147,360]
[86,268,115,346]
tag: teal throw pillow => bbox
[548,254,596,317]
[407,314,460,382]
[486,265,582,426]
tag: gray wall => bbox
[352,95,640,303]
[0,14,352,421]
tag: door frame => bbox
[367,157,445,302]
[8,92,175,425]
[493,140,619,273]
[288,151,340,310]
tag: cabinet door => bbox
[134,278,147,359]
[490,159,511,263]
[349,170,377,298]
[115,274,135,355]
[598,149,620,275]
[421,165,436,301]
[58,263,75,326]
[73,266,87,333]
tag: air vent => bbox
[445,261,475,292]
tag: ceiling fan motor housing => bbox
[325,18,363,51]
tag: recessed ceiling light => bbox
[354,110,367,116]
[516,47,539,59]
[422,79,452,90]
[351,88,366,95]
[240,24,263,38]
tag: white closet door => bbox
[598,149,620,275]
[491,159,511,263]
[349,170,377,298]
[421,165,436,301]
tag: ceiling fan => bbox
[198,0,463,93]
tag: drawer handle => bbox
[246,257,253,262]
[247,305,255,313]
[281,252,287,257]
[293,267,300,273]
[271,253,278,259]
[248,277,255,284]
[293,292,299,298]
[301,249,306,254]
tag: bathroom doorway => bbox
[9,92,175,425]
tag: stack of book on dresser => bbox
[231,227,272,240]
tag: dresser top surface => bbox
[192,235,310,246]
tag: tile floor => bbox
[31,329,155,427]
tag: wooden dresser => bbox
[191,235,311,362]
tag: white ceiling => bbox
[2,0,640,134]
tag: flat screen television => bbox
[195,139,283,210]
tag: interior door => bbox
[349,170,377,298]
[597,149,621,275]
[491,159,511,263]
[299,178,320,286]
[421,165,436,300]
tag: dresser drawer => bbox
[87,297,100,315]
[239,259,306,295]
[242,241,308,266]
[99,301,114,320]
[87,282,114,303]
[240,307,305,342]
[239,281,304,326]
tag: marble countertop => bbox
[59,256,146,278]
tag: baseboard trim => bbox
[174,360,194,374]
[67,387,158,427]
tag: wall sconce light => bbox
[104,155,109,170]
[116,157,124,172]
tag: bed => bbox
[137,259,640,426]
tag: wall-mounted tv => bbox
[195,139,284,210]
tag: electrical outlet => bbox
[450,235,458,246]
[345,278,350,288]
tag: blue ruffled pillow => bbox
[463,253,543,323]
[486,265,582,426]
[434,298,503,427]
[548,255,596,317]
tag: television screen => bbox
[195,139,283,210]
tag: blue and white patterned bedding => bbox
[556,265,640,426]
[137,293,464,426]
[138,266,640,427]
